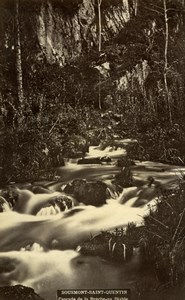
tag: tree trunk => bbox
[163,0,172,125]
[97,0,102,109]
[15,0,24,110]
[134,0,138,16]
[97,0,102,53]
[98,72,102,110]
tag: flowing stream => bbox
[0,141,184,300]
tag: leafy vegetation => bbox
[124,181,185,299]
[140,183,185,286]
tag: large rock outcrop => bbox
[36,0,130,65]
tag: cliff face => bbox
[36,0,130,66]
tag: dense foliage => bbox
[130,182,185,299]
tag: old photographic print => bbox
[0,0,185,300]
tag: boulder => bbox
[32,186,52,194]
[42,194,73,211]
[0,285,44,300]
[77,156,111,165]
[115,167,133,188]
[64,179,112,206]
[0,188,19,209]
[77,157,102,164]
[0,196,11,212]
[100,155,112,163]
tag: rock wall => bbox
[36,0,130,66]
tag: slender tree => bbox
[142,1,173,124]
[97,0,102,110]
[98,71,102,110]
[15,0,24,111]
[97,0,102,53]
[163,0,172,125]
[134,0,138,16]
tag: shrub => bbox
[139,182,185,287]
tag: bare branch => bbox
[148,215,169,229]
[144,229,166,241]
[48,115,60,138]
[172,208,185,242]
[141,5,164,15]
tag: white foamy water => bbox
[57,162,120,183]
[0,204,145,251]
[0,249,140,299]
[87,145,126,158]
[0,201,145,299]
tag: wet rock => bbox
[64,179,111,206]
[21,242,44,252]
[32,186,52,194]
[41,194,73,212]
[0,188,19,209]
[0,196,11,212]
[100,155,112,163]
[77,157,102,164]
[0,285,45,300]
[77,156,111,165]
[115,167,133,188]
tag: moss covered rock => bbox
[0,285,45,300]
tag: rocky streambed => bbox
[0,139,185,300]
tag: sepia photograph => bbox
[0,0,185,299]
